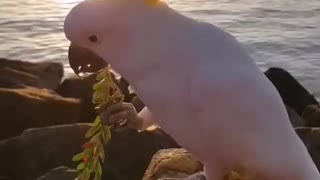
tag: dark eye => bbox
[89,34,98,42]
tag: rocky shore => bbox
[0,49,319,180]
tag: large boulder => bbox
[102,128,180,180]
[56,74,98,123]
[264,67,318,115]
[302,105,320,127]
[0,124,179,180]
[0,124,90,180]
[0,58,63,90]
[0,87,81,140]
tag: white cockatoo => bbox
[64,0,320,179]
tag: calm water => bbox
[0,0,319,100]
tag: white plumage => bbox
[64,0,320,179]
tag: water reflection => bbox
[54,0,82,9]
[0,0,319,100]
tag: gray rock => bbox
[0,124,90,180]
[302,105,320,127]
[0,87,81,140]
[265,67,318,115]
[0,124,179,180]
[0,58,63,90]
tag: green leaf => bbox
[96,69,107,81]
[94,173,101,180]
[92,93,108,106]
[76,162,85,171]
[93,116,101,126]
[72,152,84,162]
[85,121,101,138]
[78,170,85,180]
[87,158,96,171]
[84,147,94,156]
[81,169,91,180]
[92,82,100,90]
[72,68,126,180]
[97,161,103,177]
[89,132,102,143]
[98,145,105,162]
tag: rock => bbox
[0,124,179,180]
[35,167,78,180]
[302,105,320,127]
[0,87,81,140]
[0,67,37,88]
[264,67,318,115]
[286,106,305,127]
[0,58,63,90]
[295,127,320,170]
[0,124,90,180]
[56,72,136,123]
[103,128,180,180]
[68,42,107,76]
[56,74,98,123]
[143,148,203,180]
[143,148,261,180]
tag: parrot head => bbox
[64,0,167,77]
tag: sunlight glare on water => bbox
[54,0,82,9]
[0,0,319,99]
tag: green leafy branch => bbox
[72,67,124,180]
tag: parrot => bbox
[63,0,320,179]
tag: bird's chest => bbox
[133,71,193,124]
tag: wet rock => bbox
[0,87,81,140]
[143,148,203,180]
[264,67,318,115]
[286,106,305,127]
[0,124,179,180]
[0,124,90,180]
[35,167,78,180]
[0,58,63,90]
[56,74,98,123]
[295,127,320,170]
[103,128,180,180]
[0,67,37,88]
[302,105,320,127]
